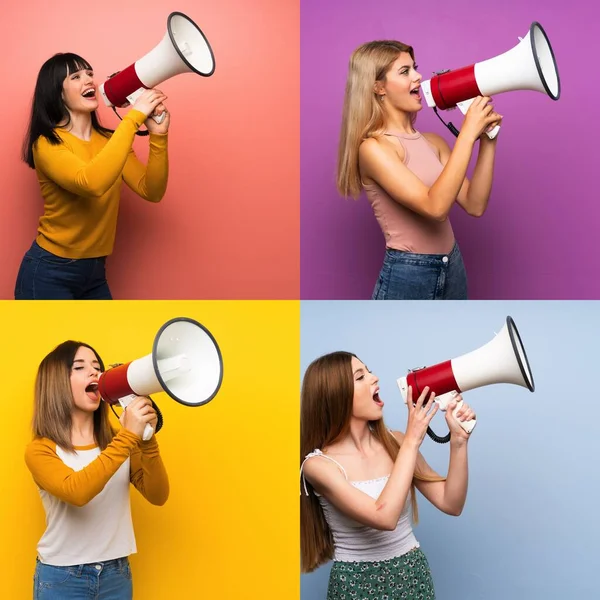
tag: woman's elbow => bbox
[149,485,170,506]
[426,207,449,222]
[445,505,463,517]
[466,206,485,218]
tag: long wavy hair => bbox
[32,341,115,451]
[300,351,443,573]
[22,53,113,169]
[337,40,417,199]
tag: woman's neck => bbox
[60,110,93,141]
[383,107,416,135]
[71,410,96,446]
[333,419,377,456]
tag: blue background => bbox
[301,300,599,600]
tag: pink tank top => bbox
[363,131,455,254]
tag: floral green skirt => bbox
[327,547,435,600]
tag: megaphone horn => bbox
[421,22,560,139]
[99,12,215,121]
[98,317,223,440]
[397,316,534,442]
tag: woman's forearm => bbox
[427,134,475,220]
[464,139,497,216]
[374,440,420,529]
[442,439,469,515]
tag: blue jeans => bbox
[15,241,112,300]
[372,242,468,300]
[33,557,132,600]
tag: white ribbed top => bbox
[301,450,419,562]
[37,445,136,566]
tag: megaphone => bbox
[421,22,560,139]
[98,317,223,440]
[99,12,215,124]
[397,316,534,443]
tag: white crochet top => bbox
[301,449,419,562]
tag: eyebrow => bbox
[399,64,415,69]
[73,359,100,365]
[353,367,366,375]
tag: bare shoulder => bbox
[389,430,406,444]
[302,453,346,486]
[359,136,405,176]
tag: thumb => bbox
[447,400,457,411]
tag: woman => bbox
[337,41,502,300]
[16,52,170,300]
[25,340,169,599]
[300,351,474,599]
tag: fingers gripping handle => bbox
[119,395,154,441]
[456,98,500,140]
[126,88,166,124]
[435,391,477,434]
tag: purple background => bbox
[301,0,599,299]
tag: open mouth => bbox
[410,87,421,100]
[82,88,96,99]
[373,388,384,408]
[85,382,100,401]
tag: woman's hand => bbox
[404,386,439,447]
[445,394,476,443]
[131,88,168,119]
[461,96,503,143]
[119,396,157,439]
[145,101,170,134]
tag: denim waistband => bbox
[384,241,460,266]
[36,556,129,574]
[29,240,107,263]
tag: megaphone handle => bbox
[119,395,155,440]
[456,98,501,140]
[142,423,154,441]
[435,393,477,435]
[451,400,477,434]
[125,87,166,124]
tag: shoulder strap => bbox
[300,449,348,496]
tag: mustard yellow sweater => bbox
[32,109,168,259]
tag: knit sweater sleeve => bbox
[32,109,147,198]
[129,436,169,505]
[24,429,140,507]
[121,132,169,202]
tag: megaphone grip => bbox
[451,400,477,434]
[142,424,154,441]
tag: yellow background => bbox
[0,300,299,599]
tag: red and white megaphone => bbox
[422,22,560,139]
[99,12,215,124]
[98,317,223,440]
[397,316,534,441]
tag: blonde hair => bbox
[300,351,443,573]
[32,341,115,451]
[337,40,416,199]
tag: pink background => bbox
[0,0,299,299]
